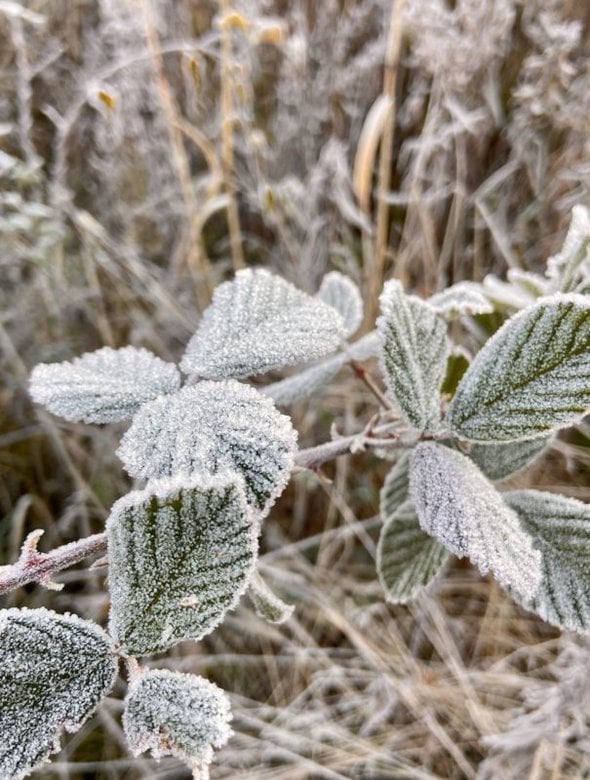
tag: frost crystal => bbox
[447,295,590,442]
[117,380,297,514]
[107,474,259,655]
[0,607,117,780]
[378,280,448,433]
[466,437,550,481]
[546,205,590,293]
[180,268,347,379]
[428,282,494,319]
[248,570,294,624]
[123,669,232,780]
[30,346,181,423]
[316,271,363,336]
[505,490,590,633]
[410,443,542,599]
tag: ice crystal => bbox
[377,499,450,605]
[107,473,259,656]
[180,269,346,379]
[378,280,448,433]
[247,570,294,624]
[0,608,117,780]
[505,490,590,633]
[117,380,297,514]
[316,271,363,336]
[123,669,232,780]
[546,205,590,293]
[30,346,180,424]
[428,282,494,319]
[410,443,542,599]
[447,294,590,442]
[466,437,550,481]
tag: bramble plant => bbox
[1,205,590,778]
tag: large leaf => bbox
[107,474,259,656]
[316,271,363,336]
[30,346,181,423]
[0,608,117,780]
[377,499,450,604]
[409,443,542,599]
[180,268,346,379]
[505,490,590,633]
[117,380,297,514]
[428,282,493,320]
[466,437,550,481]
[123,669,232,778]
[377,280,448,433]
[447,295,590,442]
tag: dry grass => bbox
[1,1,590,778]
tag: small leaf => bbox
[546,205,590,293]
[504,490,590,633]
[429,282,494,319]
[107,474,258,656]
[377,280,448,432]
[117,380,297,514]
[380,452,411,518]
[30,346,180,423]
[377,500,450,604]
[447,295,590,442]
[0,608,117,780]
[410,443,542,599]
[316,271,363,336]
[123,669,232,780]
[466,437,550,481]
[180,268,346,379]
[247,570,294,624]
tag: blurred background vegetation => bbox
[1,0,590,777]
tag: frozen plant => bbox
[2,209,590,778]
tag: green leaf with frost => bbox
[504,490,590,633]
[377,280,448,433]
[0,608,117,780]
[30,346,181,423]
[123,669,232,780]
[410,443,542,599]
[447,295,590,442]
[107,474,258,656]
[316,271,363,336]
[466,437,550,481]
[428,282,493,319]
[247,570,294,624]
[380,452,411,518]
[180,268,346,379]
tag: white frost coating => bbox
[248,570,294,624]
[316,271,363,336]
[505,490,590,634]
[448,294,590,442]
[123,669,232,780]
[0,607,117,780]
[180,268,347,379]
[546,205,590,293]
[117,381,297,514]
[378,280,448,433]
[466,437,550,481]
[30,346,181,423]
[263,331,379,405]
[409,443,542,599]
[107,473,259,655]
[380,452,411,519]
[428,282,494,319]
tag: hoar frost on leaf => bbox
[316,271,363,336]
[410,443,542,599]
[0,608,117,780]
[180,268,347,379]
[447,295,590,442]
[380,452,411,519]
[428,282,494,319]
[123,669,232,780]
[378,280,448,433]
[546,205,590,293]
[465,437,550,481]
[30,346,181,423]
[107,474,258,656]
[117,380,297,514]
[247,570,294,624]
[505,490,590,633]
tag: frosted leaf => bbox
[428,282,493,319]
[0,607,117,780]
[124,669,231,780]
[378,280,448,433]
[466,437,550,481]
[107,474,258,656]
[247,570,294,624]
[30,347,181,423]
[380,452,411,519]
[447,295,590,442]
[263,331,379,406]
[180,268,347,379]
[377,500,450,604]
[482,273,544,311]
[117,381,297,514]
[410,443,542,599]
[316,271,363,336]
[546,205,590,293]
[505,490,590,633]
